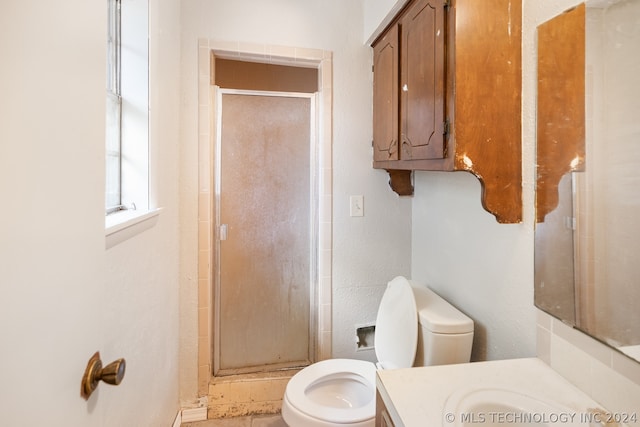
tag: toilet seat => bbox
[284,358,376,424]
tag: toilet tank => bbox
[410,283,474,367]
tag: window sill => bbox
[105,208,163,249]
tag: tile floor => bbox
[182,414,286,427]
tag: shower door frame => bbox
[212,87,319,377]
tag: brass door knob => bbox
[81,351,126,400]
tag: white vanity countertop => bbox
[376,358,608,427]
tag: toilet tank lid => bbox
[411,284,474,334]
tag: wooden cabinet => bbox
[376,390,396,427]
[372,0,522,223]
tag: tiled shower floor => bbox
[182,414,286,427]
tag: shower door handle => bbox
[220,224,228,241]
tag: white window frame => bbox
[105,0,159,248]
[106,0,122,214]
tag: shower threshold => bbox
[207,368,302,420]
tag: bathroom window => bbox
[105,0,150,219]
[105,0,122,213]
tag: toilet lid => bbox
[375,276,418,369]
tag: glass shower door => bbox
[214,90,316,376]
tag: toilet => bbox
[281,276,474,427]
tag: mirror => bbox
[535,0,640,363]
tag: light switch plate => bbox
[350,195,364,217]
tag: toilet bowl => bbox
[282,276,474,427]
[282,358,376,427]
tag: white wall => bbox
[411,171,536,361]
[0,0,181,425]
[363,0,410,44]
[179,0,413,400]
[538,311,640,417]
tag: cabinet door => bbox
[400,0,446,160]
[373,24,399,162]
[376,391,396,427]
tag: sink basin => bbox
[376,358,624,427]
[444,387,590,426]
